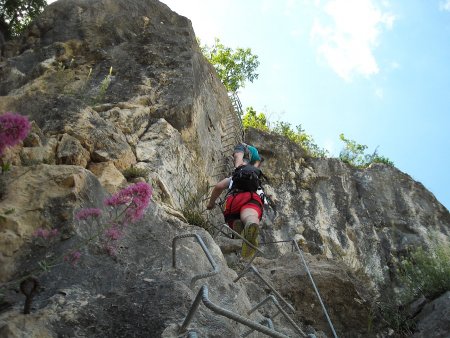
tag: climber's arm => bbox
[206,177,231,209]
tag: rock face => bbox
[413,291,450,338]
[246,128,450,288]
[0,0,449,337]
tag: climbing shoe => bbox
[232,220,244,237]
[241,223,259,259]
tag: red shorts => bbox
[223,192,263,226]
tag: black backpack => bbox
[230,165,262,192]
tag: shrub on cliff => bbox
[242,106,328,158]
[398,241,450,303]
[200,38,259,93]
[339,133,394,168]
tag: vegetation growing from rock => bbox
[398,241,450,303]
[242,106,328,158]
[200,38,260,93]
[374,240,450,336]
[241,107,394,165]
[339,133,394,168]
[94,66,113,104]
[0,182,153,297]
[176,177,210,230]
[242,106,270,132]
[0,112,31,155]
[122,166,150,181]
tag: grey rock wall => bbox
[246,127,450,290]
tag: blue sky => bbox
[161,0,450,211]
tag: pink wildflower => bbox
[49,228,59,237]
[33,227,59,239]
[104,226,123,241]
[75,208,102,220]
[104,182,152,221]
[104,243,118,257]
[64,251,81,267]
[33,228,49,239]
[0,112,31,155]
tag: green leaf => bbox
[201,38,259,92]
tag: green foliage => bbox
[176,179,210,230]
[374,300,416,336]
[201,38,259,92]
[37,259,54,272]
[242,107,269,132]
[94,67,113,103]
[339,133,394,168]
[122,166,150,181]
[374,240,450,336]
[0,208,14,222]
[241,107,328,158]
[397,242,450,303]
[1,162,10,172]
[0,0,47,39]
[3,208,14,215]
[183,208,208,229]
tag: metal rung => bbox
[178,285,289,338]
[242,318,274,337]
[222,135,239,142]
[246,294,307,337]
[291,240,338,338]
[222,125,239,132]
[222,134,239,141]
[223,143,237,149]
[234,265,295,313]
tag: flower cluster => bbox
[64,251,82,267]
[32,228,60,248]
[33,228,59,239]
[73,182,153,258]
[102,226,124,256]
[75,208,102,220]
[0,112,31,155]
[104,181,153,222]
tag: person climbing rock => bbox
[206,164,264,258]
[233,143,262,168]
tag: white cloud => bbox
[439,0,450,11]
[310,0,396,81]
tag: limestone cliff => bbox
[0,0,449,337]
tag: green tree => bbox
[339,133,394,167]
[0,0,47,40]
[241,107,328,158]
[272,121,328,158]
[201,38,259,92]
[242,106,269,131]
